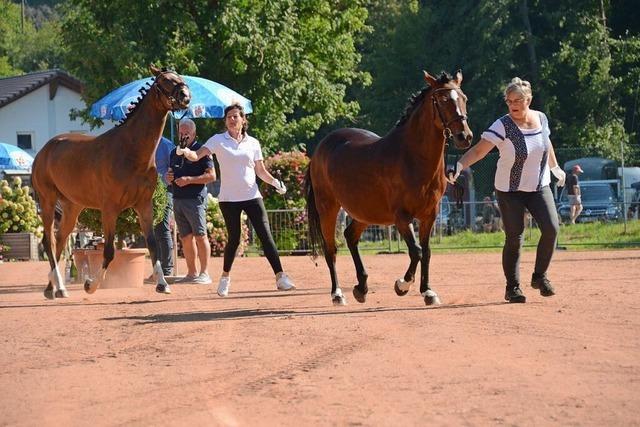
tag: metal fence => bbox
[244,147,640,253]
[245,199,640,254]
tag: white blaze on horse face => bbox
[449,89,463,116]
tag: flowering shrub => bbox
[0,242,10,261]
[261,150,310,252]
[0,177,42,236]
[262,150,309,210]
[205,195,249,257]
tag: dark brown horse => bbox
[305,71,472,306]
[32,65,191,299]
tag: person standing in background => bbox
[152,136,175,280]
[566,164,584,224]
[167,119,215,285]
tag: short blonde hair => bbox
[504,77,532,100]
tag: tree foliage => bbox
[357,0,640,164]
[59,0,371,153]
[0,0,65,76]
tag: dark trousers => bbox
[153,193,174,276]
[496,186,559,287]
[219,198,282,274]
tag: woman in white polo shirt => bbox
[177,103,295,297]
[448,77,566,303]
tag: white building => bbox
[0,69,114,157]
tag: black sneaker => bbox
[531,274,555,297]
[504,286,526,303]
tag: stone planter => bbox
[0,232,39,261]
[72,248,147,289]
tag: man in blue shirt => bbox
[167,119,215,284]
[154,136,175,279]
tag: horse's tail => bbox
[304,166,324,258]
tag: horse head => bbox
[424,70,473,150]
[150,64,191,112]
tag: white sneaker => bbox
[276,273,296,291]
[193,272,212,285]
[217,276,231,297]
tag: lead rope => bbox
[436,97,464,209]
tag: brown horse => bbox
[32,65,191,299]
[305,71,472,306]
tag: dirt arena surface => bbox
[1,249,639,426]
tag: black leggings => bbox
[219,198,282,274]
[496,186,559,287]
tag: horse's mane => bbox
[394,72,453,128]
[117,67,175,126]
[116,79,154,126]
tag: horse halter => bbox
[154,71,188,110]
[431,87,467,141]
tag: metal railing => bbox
[244,200,640,254]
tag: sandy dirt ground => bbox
[0,249,639,426]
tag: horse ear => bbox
[149,64,161,76]
[454,69,463,85]
[423,70,437,86]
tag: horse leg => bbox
[393,220,421,296]
[51,201,82,298]
[418,217,441,305]
[39,198,63,300]
[344,219,369,303]
[317,202,345,305]
[135,204,170,294]
[85,210,117,294]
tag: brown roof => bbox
[0,69,84,109]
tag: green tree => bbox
[60,0,371,153]
[357,0,639,161]
[0,0,65,76]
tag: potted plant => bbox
[72,176,168,288]
[0,177,42,260]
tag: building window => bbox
[17,133,33,150]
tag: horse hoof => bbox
[156,284,171,294]
[332,289,347,306]
[352,286,367,303]
[44,288,55,300]
[55,289,69,298]
[393,279,413,297]
[332,295,347,306]
[394,279,412,296]
[422,290,441,306]
[84,279,96,294]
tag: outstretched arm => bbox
[447,138,494,183]
[177,145,211,162]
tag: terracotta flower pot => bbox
[72,248,147,289]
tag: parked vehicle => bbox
[557,180,622,223]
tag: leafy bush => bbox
[0,242,10,261]
[260,150,310,252]
[77,176,168,244]
[261,150,309,210]
[0,177,42,236]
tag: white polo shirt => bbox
[203,132,264,202]
[481,111,552,192]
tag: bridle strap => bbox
[154,71,187,109]
[432,87,466,208]
[431,87,467,140]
